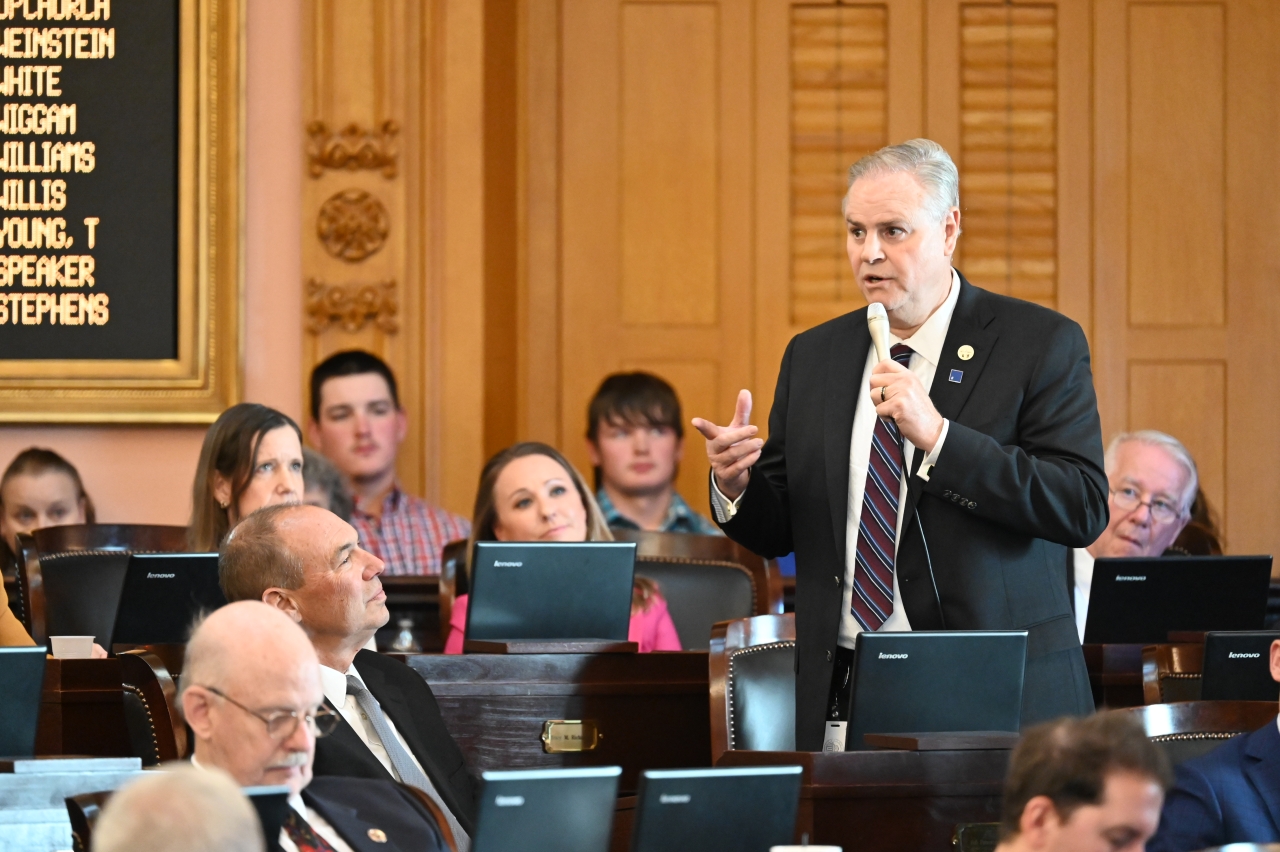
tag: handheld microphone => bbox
[867,302,890,362]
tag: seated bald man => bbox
[181,601,452,852]
[219,503,476,849]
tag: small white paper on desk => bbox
[822,721,847,752]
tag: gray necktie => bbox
[346,675,470,851]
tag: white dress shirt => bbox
[319,663,428,782]
[713,269,962,648]
[1072,547,1095,643]
[190,754,355,852]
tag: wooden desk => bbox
[1083,644,1145,709]
[716,748,1011,852]
[405,652,711,793]
[36,658,131,758]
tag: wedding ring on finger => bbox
[880,386,887,403]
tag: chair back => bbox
[634,555,756,650]
[709,613,796,761]
[17,524,188,643]
[118,649,187,765]
[1114,700,1278,765]
[65,790,112,852]
[437,539,468,646]
[397,781,461,852]
[1142,643,1203,704]
[611,529,782,615]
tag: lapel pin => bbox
[948,369,963,383]
[958,345,974,361]
[367,828,388,843]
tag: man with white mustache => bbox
[182,601,452,852]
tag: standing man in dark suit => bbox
[693,139,1109,751]
[182,601,453,852]
[1146,638,1280,851]
[220,503,477,848]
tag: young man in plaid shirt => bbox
[308,351,469,575]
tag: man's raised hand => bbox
[691,389,762,501]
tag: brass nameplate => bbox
[541,720,600,753]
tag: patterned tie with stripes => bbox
[283,808,339,852]
[851,343,914,632]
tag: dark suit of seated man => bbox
[219,504,477,849]
[1147,638,1280,852]
[181,600,452,852]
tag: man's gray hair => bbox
[846,138,961,222]
[94,764,265,852]
[1105,430,1199,516]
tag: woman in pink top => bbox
[444,442,681,654]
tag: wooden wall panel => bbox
[1128,361,1226,530]
[1127,3,1225,327]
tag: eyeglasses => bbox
[1110,486,1182,525]
[198,685,340,741]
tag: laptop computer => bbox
[471,766,621,852]
[844,630,1028,751]
[243,785,291,852]
[1200,631,1280,701]
[1083,556,1273,644]
[630,766,803,852]
[0,646,47,757]
[109,553,226,646]
[465,542,636,643]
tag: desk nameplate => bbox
[541,720,600,753]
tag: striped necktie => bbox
[851,343,914,631]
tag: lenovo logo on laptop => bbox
[1229,652,1261,659]
[1115,575,1147,581]
[878,652,908,660]
[146,572,175,579]
[493,561,523,567]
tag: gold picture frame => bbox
[0,0,243,423]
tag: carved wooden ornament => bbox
[306,120,399,178]
[306,279,399,334]
[317,189,390,262]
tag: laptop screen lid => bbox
[630,766,803,852]
[466,542,635,642]
[472,766,621,852]
[845,630,1028,751]
[110,553,227,647]
[0,646,47,757]
[1083,556,1272,644]
[1201,631,1280,701]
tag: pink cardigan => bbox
[444,592,682,654]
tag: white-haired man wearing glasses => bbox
[182,600,451,852]
[1072,430,1198,641]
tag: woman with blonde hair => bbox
[444,442,680,653]
[188,403,305,551]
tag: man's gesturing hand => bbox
[868,359,944,452]
[691,389,762,501]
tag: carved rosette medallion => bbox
[317,189,389,262]
[305,279,398,334]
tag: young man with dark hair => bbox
[308,350,468,575]
[996,713,1171,852]
[586,372,720,535]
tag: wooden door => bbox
[1093,0,1280,556]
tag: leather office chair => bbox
[119,649,187,765]
[1115,700,1278,765]
[709,613,796,761]
[437,539,468,646]
[1142,643,1204,704]
[634,554,757,651]
[65,790,112,852]
[611,529,783,616]
[15,523,187,643]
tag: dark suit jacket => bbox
[311,649,478,835]
[1147,722,1280,852]
[719,276,1108,750]
[304,776,448,852]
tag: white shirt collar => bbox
[889,268,961,367]
[319,663,363,709]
